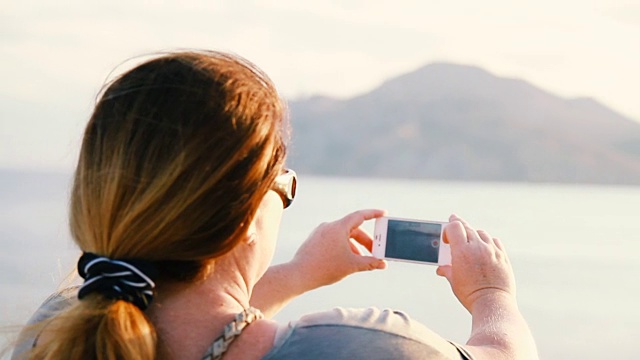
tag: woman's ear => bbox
[245,218,257,245]
[246,232,257,245]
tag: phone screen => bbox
[385,219,442,263]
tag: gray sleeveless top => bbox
[262,307,473,359]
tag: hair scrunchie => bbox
[77,252,159,310]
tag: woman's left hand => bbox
[289,209,388,291]
[251,209,387,317]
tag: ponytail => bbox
[28,298,155,360]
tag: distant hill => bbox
[286,63,640,185]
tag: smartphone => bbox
[373,216,451,266]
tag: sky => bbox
[2,0,640,171]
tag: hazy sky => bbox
[2,0,639,170]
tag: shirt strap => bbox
[202,307,264,360]
[449,341,475,360]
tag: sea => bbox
[1,170,639,359]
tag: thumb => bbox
[436,265,452,280]
[357,256,387,271]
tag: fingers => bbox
[449,214,483,243]
[476,229,493,244]
[350,227,373,252]
[355,255,387,271]
[448,214,508,256]
[348,239,363,255]
[443,220,468,246]
[448,213,461,223]
[341,209,386,229]
[349,227,385,270]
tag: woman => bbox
[13,51,537,359]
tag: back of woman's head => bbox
[27,50,287,360]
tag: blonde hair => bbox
[26,51,287,359]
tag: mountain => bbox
[286,63,640,185]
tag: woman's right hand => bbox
[438,215,539,359]
[436,214,517,312]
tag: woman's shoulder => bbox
[11,286,79,360]
[292,307,435,339]
[263,307,470,360]
[32,286,78,317]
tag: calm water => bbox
[1,171,639,359]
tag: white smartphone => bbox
[373,216,451,266]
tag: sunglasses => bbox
[272,169,297,209]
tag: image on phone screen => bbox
[385,219,441,263]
